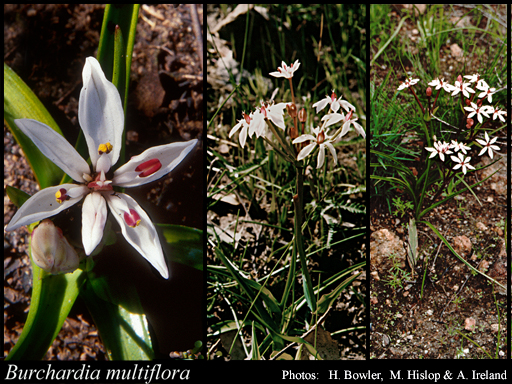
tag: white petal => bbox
[106,193,168,279]
[79,57,124,170]
[14,119,91,183]
[312,97,330,113]
[316,145,325,169]
[268,103,287,127]
[292,134,316,144]
[323,113,344,128]
[82,192,107,255]
[113,139,197,187]
[297,143,316,161]
[5,184,88,231]
[353,121,366,138]
[325,142,338,165]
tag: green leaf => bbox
[80,279,154,360]
[158,224,203,271]
[5,185,31,209]
[97,4,139,111]
[314,272,362,315]
[4,63,64,189]
[6,259,84,360]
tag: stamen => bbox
[98,142,113,155]
[55,188,70,204]
[135,158,162,177]
[317,130,325,145]
[124,209,141,228]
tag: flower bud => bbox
[466,118,474,129]
[298,108,307,123]
[457,75,462,83]
[31,219,80,274]
[426,87,432,97]
[465,99,471,106]
[287,103,297,118]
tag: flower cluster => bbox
[6,57,198,279]
[398,73,504,176]
[229,60,366,169]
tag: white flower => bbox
[450,153,475,175]
[6,57,198,279]
[248,102,287,138]
[292,127,337,169]
[428,78,455,92]
[229,112,251,148]
[450,140,471,155]
[492,108,506,123]
[464,102,491,124]
[322,109,365,139]
[425,141,452,162]
[463,73,479,83]
[269,60,300,79]
[475,79,496,103]
[451,78,475,98]
[397,77,419,91]
[475,132,500,159]
[312,90,355,114]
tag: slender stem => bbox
[293,165,316,311]
[408,86,425,114]
[265,119,296,161]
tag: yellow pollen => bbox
[98,142,113,155]
[55,188,68,204]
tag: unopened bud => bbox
[466,118,474,129]
[287,103,297,118]
[426,87,432,97]
[298,108,307,123]
[457,75,462,83]
[465,99,471,106]
[31,219,80,274]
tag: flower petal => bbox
[14,119,91,183]
[297,143,316,161]
[292,134,316,144]
[81,192,108,255]
[113,139,197,187]
[325,142,338,165]
[106,193,168,279]
[5,184,88,231]
[316,145,325,169]
[79,57,124,170]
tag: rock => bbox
[464,317,476,331]
[450,43,463,59]
[476,222,487,232]
[452,235,472,257]
[370,229,406,273]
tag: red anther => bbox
[135,158,162,177]
[331,90,337,102]
[124,209,141,228]
[317,130,325,145]
[55,188,70,204]
[243,112,251,124]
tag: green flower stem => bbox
[265,119,296,161]
[293,165,316,312]
[408,85,425,114]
